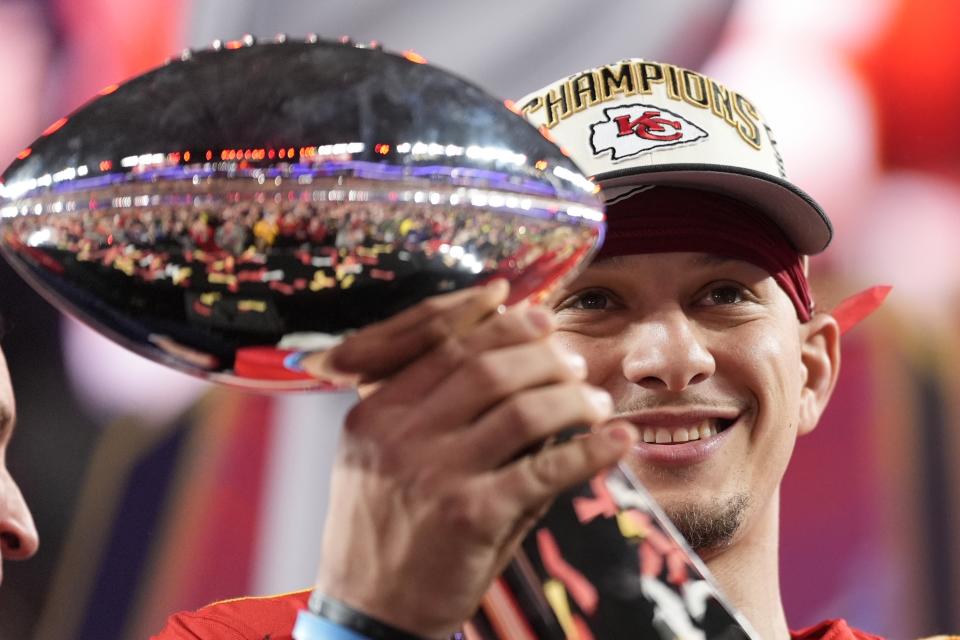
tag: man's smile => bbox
[616,408,743,465]
[635,417,737,444]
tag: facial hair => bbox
[664,493,750,553]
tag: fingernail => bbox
[563,351,587,378]
[526,306,554,334]
[586,387,613,416]
[283,350,309,372]
[300,350,359,384]
[603,425,634,444]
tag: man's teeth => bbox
[641,422,720,444]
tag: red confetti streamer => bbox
[573,614,596,640]
[573,472,617,524]
[536,529,598,615]
[639,538,663,578]
[830,285,892,335]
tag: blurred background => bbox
[1,0,959,637]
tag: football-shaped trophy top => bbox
[0,37,604,389]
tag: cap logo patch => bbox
[590,103,708,161]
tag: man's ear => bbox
[797,312,841,436]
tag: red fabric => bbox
[234,346,313,381]
[152,590,886,640]
[600,187,813,321]
[151,589,310,639]
[791,619,885,640]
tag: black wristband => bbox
[308,591,430,640]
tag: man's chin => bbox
[661,493,750,555]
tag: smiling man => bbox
[293,60,870,640]
[156,61,884,639]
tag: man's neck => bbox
[703,491,789,640]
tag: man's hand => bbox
[305,281,636,638]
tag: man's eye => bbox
[702,286,744,306]
[576,291,610,309]
[556,290,612,311]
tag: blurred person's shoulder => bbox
[151,588,310,639]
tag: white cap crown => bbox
[517,59,832,254]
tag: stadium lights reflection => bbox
[565,206,604,222]
[402,50,427,64]
[439,244,485,274]
[0,178,36,200]
[41,118,69,137]
[552,165,596,194]
[392,141,526,166]
[316,142,364,156]
[0,142,601,217]
[27,229,51,247]
[121,153,165,168]
[53,167,77,183]
[466,145,526,166]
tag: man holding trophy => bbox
[0,39,890,639]
[160,59,880,639]
[308,61,881,640]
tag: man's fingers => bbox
[412,340,589,431]
[487,422,636,513]
[366,304,557,406]
[301,279,509,382]
[448,383,613,470]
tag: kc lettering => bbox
[590,103,708,161]
[614,111,683,141]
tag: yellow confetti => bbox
[543,579,579,640]
[208,273,237,286]
[199,292,221,306]
[173,267,192,286]
[309,271,336,291]
[617,510,648,539]
[237,300,267,313]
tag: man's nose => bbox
[620,311,716,392]
[0,476,39,561]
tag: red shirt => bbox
[151,589,310,640]
[791,619,885,640]
[153,591,884,640]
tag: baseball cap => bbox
[516,59,833,255]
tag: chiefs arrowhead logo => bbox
[590,103,708,161]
